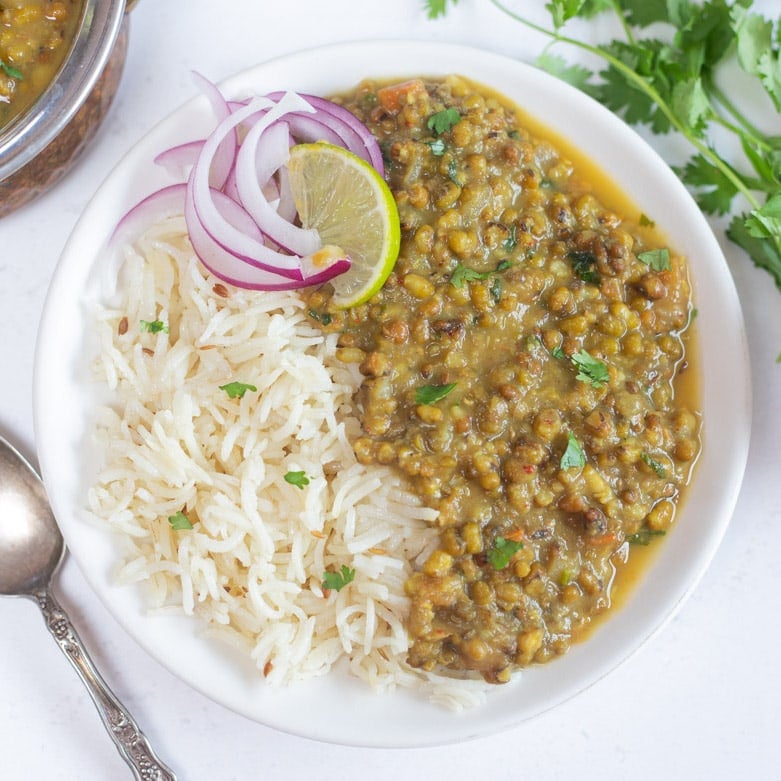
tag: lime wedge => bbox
[287,142,401,308]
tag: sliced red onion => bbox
[265,91,384,175]
[185,184,349,290]
[235,119,319,256]
[115,81,387,293]
[191,71,236,189]
[154,140,204,179]
[188,97,310,272]
[109,183,189,249]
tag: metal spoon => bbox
[0,434,177,780]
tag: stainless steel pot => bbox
[0,0,131,216]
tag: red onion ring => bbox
[117,77,387,292]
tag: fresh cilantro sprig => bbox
[429,0,781,294]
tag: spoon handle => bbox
[34,587,177,781]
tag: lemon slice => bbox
[287,142,401,308]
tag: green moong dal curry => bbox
[0,1,83,128]
[306,75,701,683]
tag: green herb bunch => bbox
[426,0,781,291]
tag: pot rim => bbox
[0,0,127,182]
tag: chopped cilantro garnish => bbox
[569,250,600,285]
[139,319,168,334]
[219,381,258,399]
[0,60,23,80]
[450,260,510,288]
[502,224,518,252]
[489,276,503,303]
[447,158,462,186]
[415,382,457,405]
[638,247,672,271]
[571,349,609,388]
[487,536,523,570]
[307,309,333,326]
[639,213,656,227]
[551,344,566,360]
[322,564,356,592]
[427,107,461,135]
[560,431,586,470]
[168,511,193,530]
[427,138,446,156]
[641,452,667,478]
[284,470,311,489]
[627,529,667,546]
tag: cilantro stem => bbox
[704,76,776,154]
[488,0,763,216]
[609,0,635,47]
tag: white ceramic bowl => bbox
[33,41,751,747]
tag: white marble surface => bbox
[1,1,779,778]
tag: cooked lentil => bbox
[307,75,702,683]
[0,0,83,127]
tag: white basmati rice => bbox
[87,216,490,708]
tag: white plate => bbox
[33,41,751,747]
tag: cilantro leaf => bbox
[627,529,666,546]
[551,344,567,360]
[0,59,23,80]
[415,382,457,405]
[447,158,463,186]
[168,511,193,530]
[322,564,356,592]
[639,213,656,227]
[571,349,609,387]
[621,0,669,28]
[139,319,168,334]
[670,76,712,137]
[675,153,740,215]
[727,213,781,291]
[219,381,258,399]
[569,250,600,284]
[427,107,461,135]
[560,431,586,470]
[732,5,781,112]
[641,452,667,477]
[744,193,781,240]
[502,224,518,252]
[637,247,672,271]
[427,138,446,156]
[308,309,333,325]
[546,0,611,29]
[284,470,311,489]
[536,52,598,95]
[451,260,511,288]
[487,536,523,570]
[423,0,458,20]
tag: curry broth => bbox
[311,75,702,679]
[0,0,84,128]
